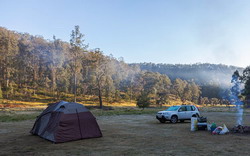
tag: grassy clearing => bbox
[0,113,39,122]
[2,112,250,155]
[91,108,163,116]
[0,107,164,122]
[1,99,249,123]
[2,105,250,122]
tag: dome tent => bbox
[30,101,102,143]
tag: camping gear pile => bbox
[191,116,229,135]
[210,124,229,135]
[197,117,207,130]
[30,101,102,143]
[191,117,208,131]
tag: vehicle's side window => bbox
[191,106,196,111]
[180,106,187,111]
[186,106,192,111]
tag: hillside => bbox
[0,26,247,107]
[131,63,244,88]
[0,26,204,107]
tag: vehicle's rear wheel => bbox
[170,115,178,123]
[180,120,185,123]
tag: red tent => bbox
[30,101,102,143]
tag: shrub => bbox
[136,93,151,109]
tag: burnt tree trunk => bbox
[97,79,103,108]
[98,88,103,109]
[74,72,77,102]
[51,67,56,98]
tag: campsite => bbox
[1,108,250,155]
[1,1,250,155]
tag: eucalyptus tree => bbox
[189,81,201,104]
[17,34,34,94]
[172,78,187,103]
[242,67,250,105]
[47,36,66,97]
[0,28,19,98]
[69,25,88,102]
[89,49,111,108]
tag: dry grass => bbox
[0,100,47,111]
[0,90,236,112]
[0,99,182,111]
[1,112,250,155]
[0,107,163,122]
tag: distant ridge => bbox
[130,62,244,87]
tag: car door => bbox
[178,106,187,119]
[186,106,193,118]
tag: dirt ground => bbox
[1,112,250,156]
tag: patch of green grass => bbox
[92,108,163,116]
[0,107,164,122]
[0,113,39,122]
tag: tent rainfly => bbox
[30,101,102,143]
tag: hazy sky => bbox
[1,0,250,67]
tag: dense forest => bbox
[131,63,245,99]
[0,26,249,108]
[132,63,243,87]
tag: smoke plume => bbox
[230,71,244,125]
